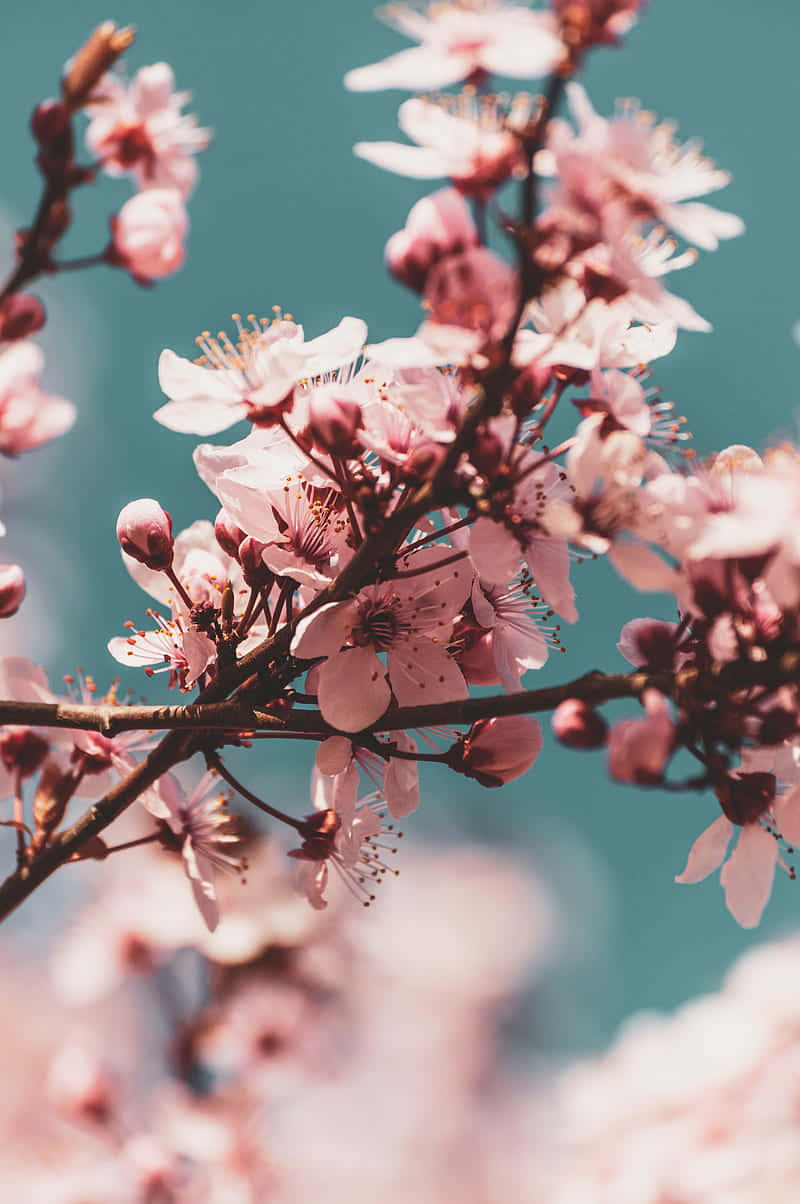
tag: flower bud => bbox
[386,188,478,291]
[552,698,608,748]
[0,293,45,341]
[452,715,543,787]
[116,499,174,570]
[716,772,776,827]
[0,727,49,778]
[110,189,188,282]
[32,761,78,848]
[30,99,70,146]
[308,387,363,458]
[452,619,500,686]
[239,536,271,588]
[0,564,26,617]
[214,509,245,559]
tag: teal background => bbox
[0,0,798,1050]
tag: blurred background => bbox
[0,0,797,1059]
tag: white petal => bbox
[354,141,448,178]
[153,398,247,436]
[345,46,470,92]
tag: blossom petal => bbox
[317,645,391,732]
[345,46,471,92]
[153,398,247,436]
[354,141,449,178]
[291,600,358,659]
[720,824,777,928]
[676,815,733,884]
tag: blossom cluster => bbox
[1,0,798,946]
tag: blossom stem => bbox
[102,831,161,855]
[205,752,304,832]
[390,550,468,580]
[166,567,195,612]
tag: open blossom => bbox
[146,769,244,931]
[291,546,469,732]
[290,792,400,910]
[355,94,526,198]
[677,766,800,928]
[549,83,744,252]
[86,62,209,197]
[111,188,188,282]
[345,1,563,91]
[0,340,75,455]
[470,455,578,622]
[156,314,367,436]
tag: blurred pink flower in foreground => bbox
[0,340,75,455]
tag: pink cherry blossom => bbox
[549,83,744,251]
[0,339,75,455]
[291,546,470,731]
[111,188,188,281]
[470,455,578,622]
[86,62,209,197]
[345,1,563,92]
[385,187,478,291]
[356,94,525,198]
[155,314,367,436]
[607,689,675,783]
[470,576,552,691]
[146,769,244,931]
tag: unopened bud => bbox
[62,22,135,111]
[450,715,543,787]
[716,772,776,827]
[386,188,478,291]
[552,698,608,748]
[0,564,26,617]
[308,387,363,458]
[239,536,271,588]
[471,428,505,478]
[0,293,45,341]
[117,499,173,570]
[0,727,49,778]
[33,761,78,847]
[214,509,245,559]
[30,99,70,146]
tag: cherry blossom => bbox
[146,769,244,931]
[355,94,526,197]
[86,62,209,197]
[291,545,470,731]
[155,314,367,436]
[110,187,188,281]
[0,340,75,455]
[344,1,563,92]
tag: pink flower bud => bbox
[214,509,245,559]
[0,293,45,341]
[386,188,478,291]
[110,188,188,282]
[0,563,25,616]
[552,698,608,749]
[239,536,271,588]
[607,690,674,784]
[0,727,49,778]
[116,499,173,570]
[454,715,543,787]
[308,386,363,457]
[453,619,500,686]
